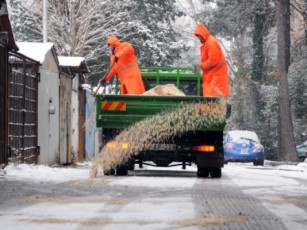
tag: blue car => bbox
[224,130,264,166]
[296,141,307,162]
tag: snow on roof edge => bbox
[16,42,54,64]
[58,56,85,67]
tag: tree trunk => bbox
[276,0,297,161]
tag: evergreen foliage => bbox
[251,9,265,82]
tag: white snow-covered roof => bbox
[227,130,260,143]
[58,56,85,67]
[16,42,54,64]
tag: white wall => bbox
[71,76,79,163]
[37,51,60,165]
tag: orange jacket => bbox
[194,24,229,97]
[104,35,145,95]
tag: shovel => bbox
[93,61,116,96]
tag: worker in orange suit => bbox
[194,23,230,97]
[101,35,145,95]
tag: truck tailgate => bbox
[96,94,224,130]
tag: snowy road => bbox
[0,162,307,230]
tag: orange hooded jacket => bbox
[104,35,145,95]
[194,24,229,97]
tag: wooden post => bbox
[0,32,8,165]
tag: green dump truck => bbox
[96,67,229,178]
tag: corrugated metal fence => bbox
[7,52,40,164]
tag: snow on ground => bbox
[1,160,307,230]
[1,163,91,182]
[223,161,307,230]
[1,160,306,184]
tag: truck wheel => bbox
[116,165,128,176]
[128,159,135,171]
[211,168,222,178]
[197,167,209,178]
[104,168,115,176]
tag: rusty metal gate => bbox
[7,52,40,164]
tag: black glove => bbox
[99,78,106,85]
[114,56,119,63]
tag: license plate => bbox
[149,144,176,151]
[240,149,248,154]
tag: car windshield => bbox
[229,131,260,143]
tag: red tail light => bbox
[106,141,117,149]
[226,144,233,151]
[193,145,215,152]
[106,142,129,149]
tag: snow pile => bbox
[276,161,307,172]
[0,167,5,177]
[2,163,90,182]
[91,97,227,177]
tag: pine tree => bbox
[121,0,185,66]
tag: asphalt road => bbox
[0,164,306,229]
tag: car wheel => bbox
[253,160,264,166]
[298,156,306,162]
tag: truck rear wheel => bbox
[116,165,128,176]
[128,158,135,171]
[104,168,115,176]
[197,167,209,178]
[197,167,222,178]
[211,168,222,178]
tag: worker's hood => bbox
[194,24,210,42]
[106,35,120,48]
